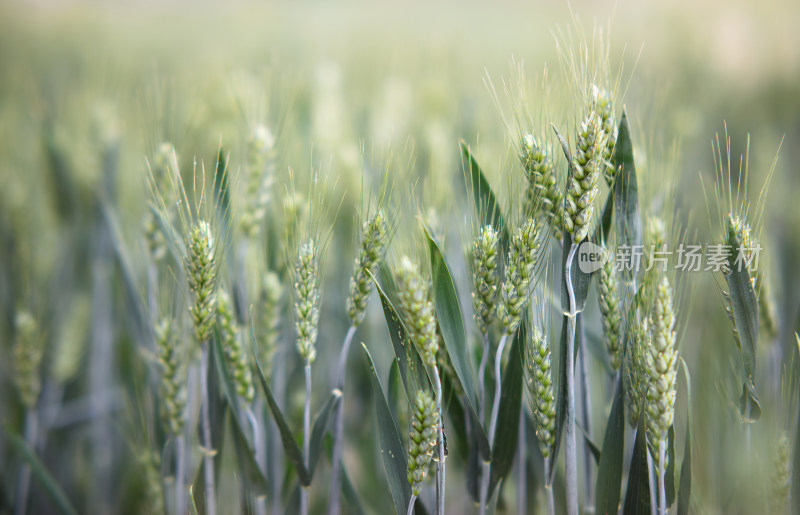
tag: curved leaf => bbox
[309,391,341,478]
[362,343,412,515]
[623,414,651,515]
[488,321,526,495]
[228,410,269,497]
[251,315,311,485]
[460,140,510,252]
[612,111,642,284]
[3,426,79,515]
[595,376,626,515]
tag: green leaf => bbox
[362,343,413,515]
[460,140,510,252]
[424,226,479,410]
[623,413,651,515]
[677,359,693,515]
[725,228,761,421]
[251,316,311,486]
[309,391,342,478]
[370,269,429,400]
[228,410,269,497]
[341,461,367,515]
[488,321,525,496]
[2,425,79,515]
[595,376,626,515]
[593,189,615,245]
[612,111,642,284]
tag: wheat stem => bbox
[14,409,36,515]
[478,332,490,424]
[200,341,217,515]
[578,318,594,510]
[175,434,185,515]
[658,435,666,515]
[301,362,312,515]
[544,457,555,515]
[517,411,526,515]
[647,450,657,515]
[327,324,357,515]
[432,368,446,515]
[564,243,579,515]
[479,332,509,515]
[406,494,417,515]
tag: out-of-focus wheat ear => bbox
[407,390,438,496]
[525,325,556,459]
[497,218,541,336]
[770,431,791,514]
[472,224,499,335]
[395,256,438,368]
[155,318,187,435]
[256,271,282,378]
[186,220,218,344]
[563,112,606,243]
[241,124,276,238]
[347,209,389,327]
[598,247,622,371]
[13,310,43,409]
[625,321,649,428]
[218,291,255,403]
[139,448,165,515]
[294,239,320,364]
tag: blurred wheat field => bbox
[1,1,800,514]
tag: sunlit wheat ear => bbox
[241,124,276,238]
[217,291,255,403]
[347,209,389,326]
[525,325,556,458]
[12,310,43,409]
[598,246,622,370]
[520,134,564,240]
[472,224,499,335]
[155,318,186,436]
[407,390,438,496]
[395,256,438,369]
[645,276,678,456]
[294,239,320,364]
[770,431,791,513]
[187,220,218,344]
[257,271,282,378]
[564,111,606,243]
[498,218,541,336]
[591,84,618,184]
[139,448,165,515]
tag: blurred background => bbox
[1,0,799,513]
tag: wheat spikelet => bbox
[257,271,282,377]
[472,225,499,335]
[155,318,186,435]
[218,291,255,403]
[520,134,563,239]
[525,325,556,458]
[396,256,438,368]
[347,210,389,326]
[294,239,320,363]
[407,390,438,496]
[564,112,606,243]
[186,221,218,343]
[241,124,275,238]
[498,218,541,336]
[13,310,43,409]
[598,249,622,370]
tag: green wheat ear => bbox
[520,134,563,239]
[407,390,438,496]
[525,325,556,458]
[396,256,438,368]
[598,247,621,370]
[498,218,541,336]
[13,310,43,409]
[218,291,255,403]
[155,318,186,436]
[294,239,320,363]
[564,111,606,243]
[645,275,678,456]
[187,220,218,344]
[139,448,165,515]
[591,84,618,184]
[144,142,177,261]
[347,209,389,326]
[472,224,499,336]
